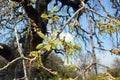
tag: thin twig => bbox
[84,62,96,72]
[78,25,90,34]
[87,8,116,21]
[98,0,111,16]
[94,47,110,52]
[0,57,22,71]
[83,62,109,73]
[41,66,58,75]
[14,25,28,80]
[0,56,33,71]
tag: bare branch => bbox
[98,0,111,16]
[87,8,116,20]
[94,47,110,52]
[14,25,28,80]
[42,66,58,76]
[0,57,22,71]
[56,1,85,38]
[77,25,90,34]
[86,8,98,75]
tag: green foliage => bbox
[41,6,60,22]
[44,44,51,51]
[61,36,81,63]
[36,37,62,51]
[116,20,120,27]
[41,13,49,19]
[87,73,116,80]
[69,20,79,30]
[115,78,120,80]
[36,43,44,50]
[115,20,120,33]
[29,51,43,67]
[108,68,120,78]
[41,6,60,32]
[111,48,120,55]
[35,6,82,64]
[50,6,56,14]
[29,6,82,79]
[12,2,17,7]
[94,19,120,36]
[29,51,38,57]
[87,75,97,80]
[37,31,46,39]
[108,58,120,78]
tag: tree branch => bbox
[14,25,28,80]
[56,1,85,38]
[86,8,98,75]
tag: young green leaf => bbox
[29,51,38,57]
[53,41,62,45]
[50,6,56,14]
[95,19,100,23]
[69,49,75,55]
[37,31,46,39]
[111,48,120,55]
[41,13,49,19]
[12,2,17,7]
[54,15,60,20]
[70,22,75,30]
[44,44,51,51]
[51,32,57,39]
[73,45,82,50]
[36,43,44,49]
[51,44,56,49]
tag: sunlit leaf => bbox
[70,22,74,30]
[29,51,38,57]
[37,31,46,39]
[18,15,23,19]
[50,6,56,14]
[54,15,60,20]
[36,55,43,67]
[41,13,49,19]
[69,49,74,55]
[74,45,82,50]
[51,44,56,49]
[95,19,100,23]
[12,2,17,7]
[52,71,58,75]
[54,41,62,45]
[36,43,44,49]
[111,48,120,55]
[44,44,51,51]
[51,32,57,39]
[116,20,120,26]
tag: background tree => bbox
[108,58,120,78]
